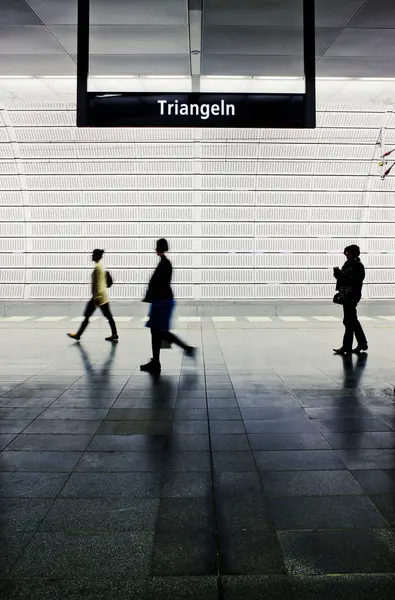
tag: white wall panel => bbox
[0,105,394,300]
[31,222,194,237]
[27,191,195,206]
[25,175,195,190]
[31,238,194,253]
[0,144,14,159]
[19,143,195,160]
[0,176,21,190]
[22,160,194,175]
[202,161,371,176]
[201,144,373,161]
[30,207,194,222]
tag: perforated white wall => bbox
[0,103,394,300]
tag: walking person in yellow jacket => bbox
[67,249,118,342]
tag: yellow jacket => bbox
[92,261,108,306]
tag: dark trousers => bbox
[77,298,118,338]
[151,329,188,363]
[342,303,367,351]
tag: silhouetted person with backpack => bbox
[67,249,118,342]
[140,238,195,374]
[333,244,367,356]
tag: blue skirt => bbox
[146,299,175,331]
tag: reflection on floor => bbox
[0,324,394,599]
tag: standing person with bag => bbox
[333,244,367,356]
[140,238,195,374]
[67,249,119,343]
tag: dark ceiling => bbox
[0,0,394,77]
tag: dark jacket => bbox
[143,255,174,303]
[335,258,365,302]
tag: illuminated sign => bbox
[87,93,307,128]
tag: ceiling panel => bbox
[202,54,304,76]
[203,27,340,58]
[49,25,189,55]
[315,0,365,27]
[204,0,303,27]
[317,57,395,78]
[0,54,76,76]
[0,0,41,25]
[26,0,76,24]
[203,27,304,55]
[87,55,190,76]
[0,25,65,54]
[349,0,395,28]
[26,0,187,25]
[0,0,393,81]
[326,29,395,57]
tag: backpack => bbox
[106,271,113,288]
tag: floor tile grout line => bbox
[201,328,224,598]
[211,328,291,581]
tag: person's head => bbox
[92,249,104,263]
[156,238,169,256]
[344,244,360,260]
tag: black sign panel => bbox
[87,92,307,128]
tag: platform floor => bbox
[0,320,395,599]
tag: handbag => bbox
[333,292,346,305]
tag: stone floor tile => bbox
[0,473,69,498]
[259,470,364,497]
[278,529,395,574]
[221,575,294,600]
[254,450,346,471]
[151,531,217,576]
[210,434,250,452]
[7,434,92,452]
[61,472,162,498]
[269,495,390,530]
[0,499,52,532]
[291,574,395,600]
[370,495,395,526]
[220,530,286,575]
[248,433,331,451]
[0,451,82,472]
[351,469,395,495]
[146,576,218,600]
[39,498,159,533]
[14,531,155,577]
[155,497,214,532]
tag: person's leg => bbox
[354,305,368,349]
[151,329,162,364]
[140,329,162,373]
[100,303,118,338]
[161,330,189,350]
[69,298,95,339]
[341,304,354,352]
[161,331,196,358]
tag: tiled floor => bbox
[0,322,395,599]
[2,315,395,325]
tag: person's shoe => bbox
[185,346,196,360]
[333,347,351,356]
[352,345,368,354]
[140,359,161,374]
[67,333,80,341]
[105,335,119,342]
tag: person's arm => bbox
[337,262,365,285]
[92,267,99,304]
